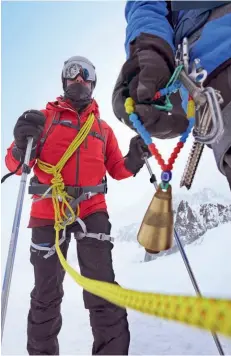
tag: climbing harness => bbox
[35,112,95,228]
[29,179,107,204]
[31,217,114,260]
[31,231,67,259]
[1,137,34,340]
[74,217,114,242]
[29,112,111,260]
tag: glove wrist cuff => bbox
[130,33,175,73]
[124,156,143,175]
[12,144,36,162]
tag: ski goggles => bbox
[62,59,96,82]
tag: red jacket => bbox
[5,97,133,223]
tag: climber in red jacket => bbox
[5,56,150,355]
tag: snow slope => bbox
[1,223,231,355]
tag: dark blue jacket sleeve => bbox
[125,1,175,58]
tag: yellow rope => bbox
[56,237,231,337]
[37,112,231,338]
[37,113,95,229]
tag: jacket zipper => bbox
[57,104,89,185]
[84,135,88,148]
[58,105,81,186]
[76,111,81,186]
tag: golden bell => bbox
[137,184,174,254]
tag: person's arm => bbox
[104,125,133,180]
[104,123,150,180]
[112,1,188,140]
[125,1,175,58]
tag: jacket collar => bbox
[46,96,100,119]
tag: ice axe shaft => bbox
[1,137,33,342]
[143,156,224,355]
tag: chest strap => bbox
[53,120,105,143]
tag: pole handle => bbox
[24,136,34,167]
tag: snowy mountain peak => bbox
[173,187,231,209]
[116,189,231,259]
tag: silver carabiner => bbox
[178,38,224,190]
[189,58,208,87]
[193,87,224,144]
[182,37,189,74]
[180,88,224,190]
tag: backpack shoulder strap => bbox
[96,117,107,158]
[37,110,61,156]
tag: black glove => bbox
[13,110,46,150]
[112,33,188,139]
[125,135,151,175]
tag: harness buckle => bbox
[85,192,93,200]
[98,233,105,241]
[182,37,189,74]
[74,231,84,240]
[175,44,182,67]
[189,58,207,89]
[46,246,56,258]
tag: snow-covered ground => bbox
[2,223,231,355]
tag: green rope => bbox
[154,64,184,112]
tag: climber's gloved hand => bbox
[125,135,151,175]
[12,110,46,162]
[112,33,188,139]
[13,110,46,150]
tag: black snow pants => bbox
[27,212,130,355]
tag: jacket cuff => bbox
[129,33,175,73]
[124,156,143,176]
[12,144,37,162]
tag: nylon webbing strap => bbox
[29,183,107,198]
[75,232,114,242]
[74,217,114,242]
[30,216,114,260]
[31,232,66,259]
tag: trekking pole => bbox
[143,155,225,355]
[1,137,33,341]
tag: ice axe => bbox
[1,137,33,341]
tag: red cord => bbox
[153,91,161,100]
[148,141,185,172]
[145,92,191,180]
